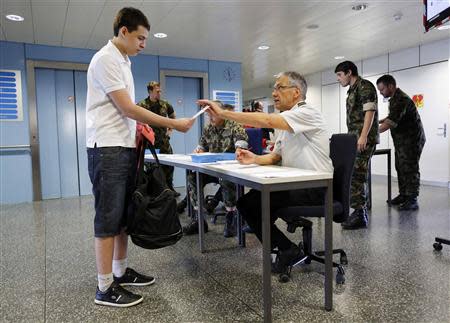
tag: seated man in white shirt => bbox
[198,71,333,275]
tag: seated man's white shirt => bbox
[273,102,333,173]
[86,40,136,148]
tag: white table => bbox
[145,154,334,322]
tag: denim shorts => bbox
[88,146,137,237]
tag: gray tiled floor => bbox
[1,179,449,322]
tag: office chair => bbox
[433,237,450,251]
[275,134,357,284]
[245,128,263,155]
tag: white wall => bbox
[317,38,450,185]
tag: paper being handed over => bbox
[191,106,209,120]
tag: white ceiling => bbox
[1,0,449,92]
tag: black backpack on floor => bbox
[127,135,182,249]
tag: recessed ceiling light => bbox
[154,33,167,38]
[6,14,24,22]
[306,24,319,30]
[334,56,345,60]
[437,24,450,30]
[258,45,270,50]
[352,4,368,11]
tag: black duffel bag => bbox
[127,135,182,249]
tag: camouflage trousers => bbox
[187,172,237,209]
[157,141,174,190]
[350,144,376,209]
[394,142,424,198]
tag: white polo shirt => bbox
[86,40,136,148]
[273,101,333,173]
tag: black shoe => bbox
[183,219,209,235]
[242,224,254,234]
[341,208,368,230]
[172,190,181,197]
[177,197,187,214]
[205,195,220,214]
[114,268,155,286]
[223,211,237,238]
[389,194,406,206]
[272,244,304,274]
[95,282,143,308]
[398,197,419,211]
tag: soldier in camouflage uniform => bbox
[377,75,426,211]
[183,101,248,238]
[137,81,179,196]
[335,61,379,229]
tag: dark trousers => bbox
[237,188,325,251]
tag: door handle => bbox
[437,123,447,138]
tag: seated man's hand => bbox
[193,147,205,154]
[236,148,256,165]
[197,99,225,119]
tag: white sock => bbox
[98,273,113,292]
[113,258,128,278]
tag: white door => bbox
[391,61,449,185]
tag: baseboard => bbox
[371,174,449,188]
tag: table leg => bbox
[196,172,205,253]
[368,160,372,210]
[387,150,392,204]
[324,179,333,311]
[236,184,246,248]
[186,170,192,218]
[261,188,272,322]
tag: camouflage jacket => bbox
[387,88,425,145]
[346,76,379,146]
[137,97,175,149]
[198,120,248,153]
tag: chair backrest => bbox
[330,134,357,222]
[245,128,263,155]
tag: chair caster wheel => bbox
[336,273,345,284]
[279,273,290,283]
[340,255,348,265]
[433,242,443,251]
[336,266,345,284]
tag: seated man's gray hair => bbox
[275,71,307,99]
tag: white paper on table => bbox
[191,106,209,119]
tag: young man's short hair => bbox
[147,81,160,92]
[376,75,396,87]
[113,7,150,37]
[334,61,358,77]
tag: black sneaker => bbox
[341,208,368,230]
[398,197,419,211]
[223,211,237,238]
[242,224,254,234]
[95,282,143,308]
[114,268,155,286]
[182,219,209,235]
[272,244,305,274]
[389,194,406,206]
[176,197,187,214]
[205,195,220,214]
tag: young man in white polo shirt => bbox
[86,7,194,307]
[199,71,333,275]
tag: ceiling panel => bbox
[62,0,106,48]
[1,0,34,43]
[32,0,69,46]
[1,0,448,92]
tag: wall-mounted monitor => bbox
[424,0,450,31]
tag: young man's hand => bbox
[236,148,256,164]
[173,118,195,133]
